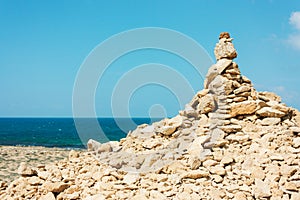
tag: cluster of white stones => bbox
[1,32,300,200]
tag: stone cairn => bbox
[1,32,300,199]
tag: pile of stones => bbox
[1,32,300,200]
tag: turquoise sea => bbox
[0,118,155,149]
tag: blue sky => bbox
[1,1,300,117]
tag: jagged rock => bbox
[187,136,208,156]
[181,104,198,118]
[284,182,298,191]
[258,91,281,102]
[209,165,226,175]
[160,115,183,136]
[28,176,42,185]
[220,156,233,165]
[197,89,209,98]
[17,162,36,176]
[230,101,258,117]
[241,75,251,83]
[204,59,232,89]
[123,173,139,185]
[209,112,232,120]
[160,125,177,136]
[182,169,210,179]
[225,64,240,75]
[260,117,281,126]
[219,125,242,133]
[43,181,70,193]
[188,156,202,170]
[210,128,226,143]
[198,114,209,127]
[234,85,251,95]
[38,171,50,180]
[197,94,216,114]
[253,178,271,198]
[236,91,251,97]
[207,74,224,89]
[256,107,286,118]
[208,75,234,95]
[280,165,297,177]
[142,138,161,149]
[267,101,290,114]
[202,159,218,167]
[162,161,186,174]
[226,132,249,142]
[212,174,223,183]
[188,89,210,110]
[233,96,247,102]
[189,95,200,109]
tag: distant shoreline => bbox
[0,118,155,148]
[0,144,86,150]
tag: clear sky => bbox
[1,0,300,117]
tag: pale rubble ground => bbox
[1,32,300,199]
[0,146,76,183]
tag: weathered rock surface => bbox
[230,101,257,117]
[160,115,183,136]
[1,32,300,199]
[214,32,237,60]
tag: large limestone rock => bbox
[43,181,70,193]
[17,162,36,176]
[197,93,216,114]
[230,101,258,117]
[253,179,271,198]
[160,115,183,136]
[204,58,232,88]
[258,91,281,102]
[256,107,286,118]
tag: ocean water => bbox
[0,118,156,149]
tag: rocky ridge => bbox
[1,32,300,199]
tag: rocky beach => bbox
[0,146,73,184]
[1,32,300,199]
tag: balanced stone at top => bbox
[214,32,237,60]
[219,32,230,39]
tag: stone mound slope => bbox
[1,32,300,200]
